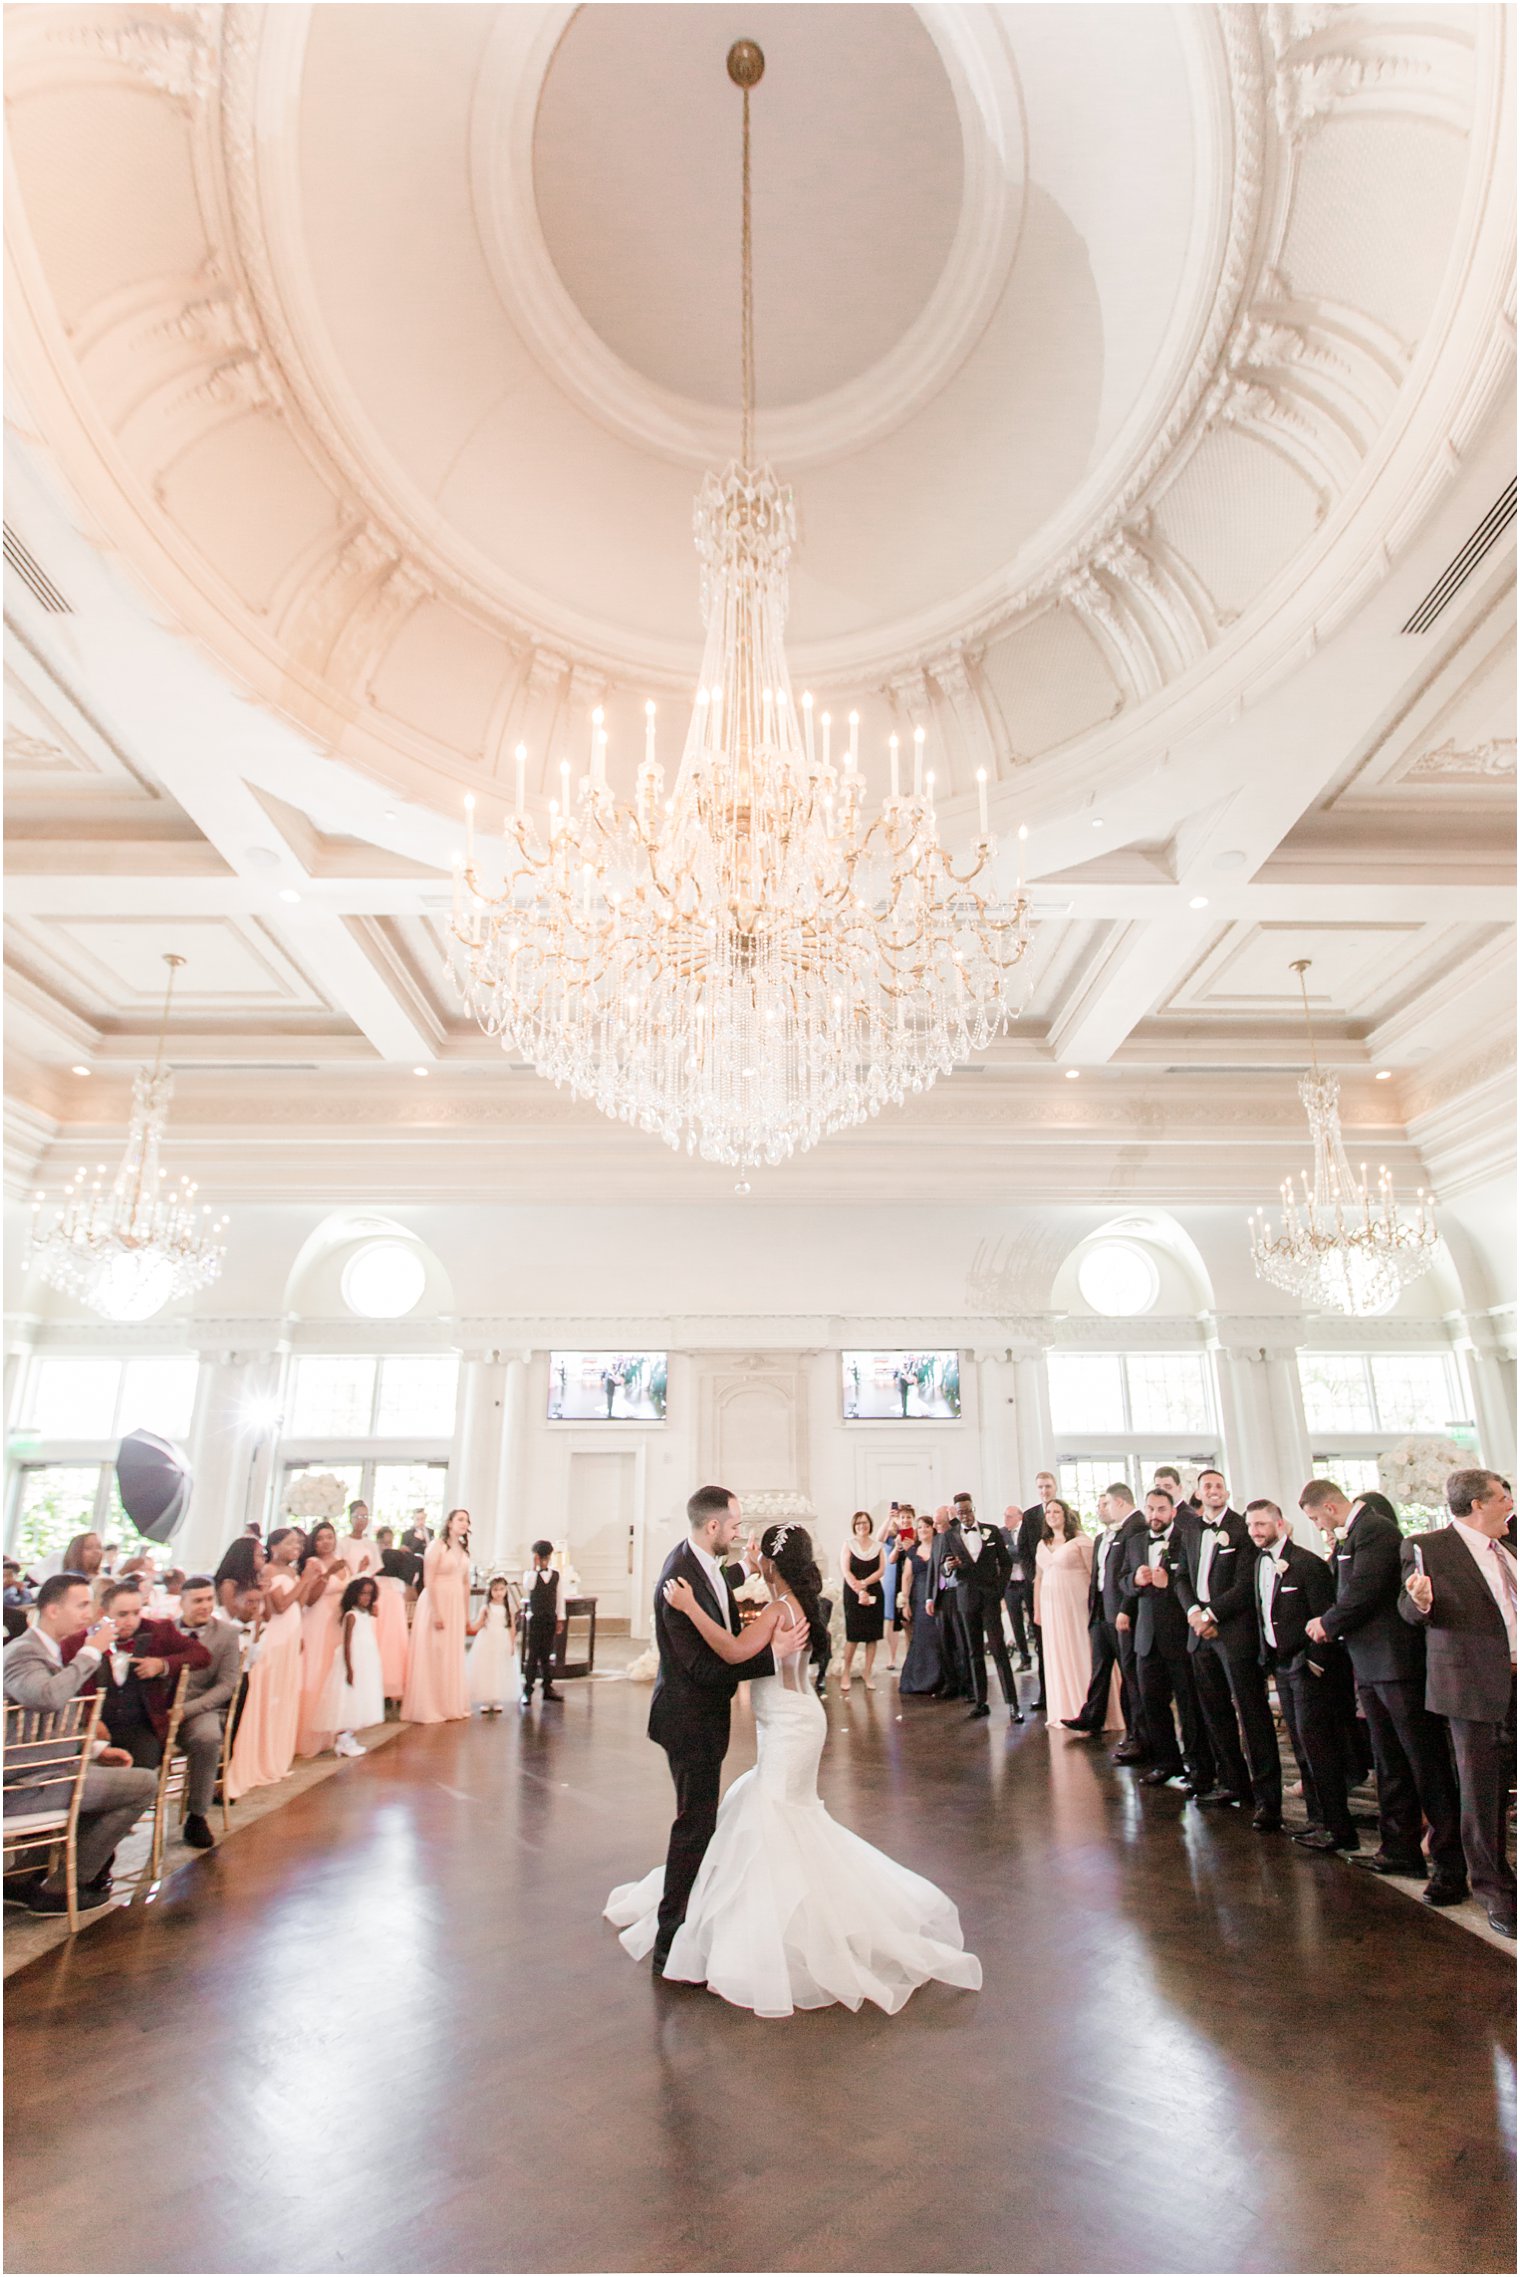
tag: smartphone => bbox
[1412,1541,1425,1577]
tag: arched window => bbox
[1076,1238,1160,1318]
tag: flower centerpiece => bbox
[283,1470,347,1521]
[1378,1437,1470,1521]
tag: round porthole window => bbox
[341,1240,427,1320]
[1077,1239,1160,1318]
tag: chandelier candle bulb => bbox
[514,742,527,817]
[802,692,815,769]
[848,710,859,772]
[977,768,989,838]
[821,711,830,772]
[1017,823,1027,887]
[889,734,900,800]
[913,726,924,799]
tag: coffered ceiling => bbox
[2,2,1515,1213]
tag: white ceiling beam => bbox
[1048,917,1217,1066]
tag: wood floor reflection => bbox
[6,1674,1515,2275]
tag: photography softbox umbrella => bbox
[116,1429,193,1545]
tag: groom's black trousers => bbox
[655,1744,723,1965]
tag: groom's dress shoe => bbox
[966,1703,990,1720]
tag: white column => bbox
[494,1352,531,1576]
[1450,1315,1518,1472]
[181,1348,284,1572]
[448,1352,506,1558]
[1009,1344,1054,1495]
[1264,1347,1312,1499]
[1209,1338,1274,1506]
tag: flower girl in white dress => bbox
[605,1525,981,2019]
[320,1577,384,1757]
[467,1574,515,1713]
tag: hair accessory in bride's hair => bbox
[770,1525,791,1561]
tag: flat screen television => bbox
[842,1351,960,1421]
[547,1352,667,1422]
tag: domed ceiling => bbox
[4,1,1508,833]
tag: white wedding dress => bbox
[604,1609,982,2019]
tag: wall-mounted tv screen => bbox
[842,1351,960,1421]
[548,1352,667,1422]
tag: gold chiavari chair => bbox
[144,1666,192,1885]
[178,1638,252,1839]
[3,1692,106,1933]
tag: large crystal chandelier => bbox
[31,954,228,1322]
[448,39,1032,1179]
[1250,960,1437,1316]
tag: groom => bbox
[648,1483,804,1977]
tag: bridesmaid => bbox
[1035,1499,1117,1728]
[295,1521,349,1757]
[227,1525,305,1800]
[897,1514,943,1696]
[401,1506,472,1724]
[371,1527,410,1704]
[839,1510,886,1694]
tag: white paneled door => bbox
[566,1450,636,1622]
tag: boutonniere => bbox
[1272,1556,1290,1576]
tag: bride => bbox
[604,1523,982,2019]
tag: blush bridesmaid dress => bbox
[227,1575,303,1799]
[296,1562,347,1757]
[401,1539,471,1723]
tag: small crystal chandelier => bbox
[448,39,1032,1178]
[31,954,228,1322]
[1250,960,1437,1316]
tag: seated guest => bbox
[63,1580,210,1768]
[150,1567,186,1618]
[3,1574,158,1913]
[1124,1487,1213,1794]
[40,1530,106,1586]
[1401,1469,1518,1938]
[1245,1500,1357,1853]
[3,1561,32,1643]
[173,1576,245,1849]
[1301,1478,1464,1901]
[99,1541,123,1577]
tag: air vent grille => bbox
[1401,479,1516,634]
[2,524,71,614]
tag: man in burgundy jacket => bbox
[62,1577,209,1765]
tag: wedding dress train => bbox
[605,1651,981,2019]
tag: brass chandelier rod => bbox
[728,39,765,466]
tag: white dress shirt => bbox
[689,1541,734,1630]
[1197,1522,1229,1604]
[1256,1538,1289,1648]
[1449,1520,1518,1658]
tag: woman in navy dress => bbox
[897,1516,943,1696]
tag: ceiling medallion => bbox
[30,955,229,1322]
[1249,961,1437,1317]
[450,43,1033,1178]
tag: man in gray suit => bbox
[3,1573,157,1914]
[174,1575,244,1850]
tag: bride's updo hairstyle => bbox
[760,1524,829,1657]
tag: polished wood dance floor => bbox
[7,1675,1515,2275]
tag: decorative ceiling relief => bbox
[1410,736,1517,781]
[0,0,1508,820]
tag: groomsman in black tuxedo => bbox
[1174,1469,1282,1829]
[1019,1473,1057,1711]
[1300,1479,1465,1898]
[1123,1487,1213,1791]
[1063,1483,1148,1753]
[927,1507,970,1700]
[1245,1500,1357,1852]
[1400,1470,1518,1937]
[945,1495,1023,1723]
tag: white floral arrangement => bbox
[1378,1438,1469,1512]
[282,1470,347,1520]
[734,1571,771,1607]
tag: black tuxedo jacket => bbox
[648,1540,773,1766]
[1121,1526,1191,1658]
[1319,1504,1424,1683]
[1017,1508,1046,1583]
[1089,1511,1147,1623]
[1253,1538,1337,1673]
[380,1546,423,1590]
[1399,1526,1515,1722]
[1173,1509,1257,1660]
[942,1521,1012,1604]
